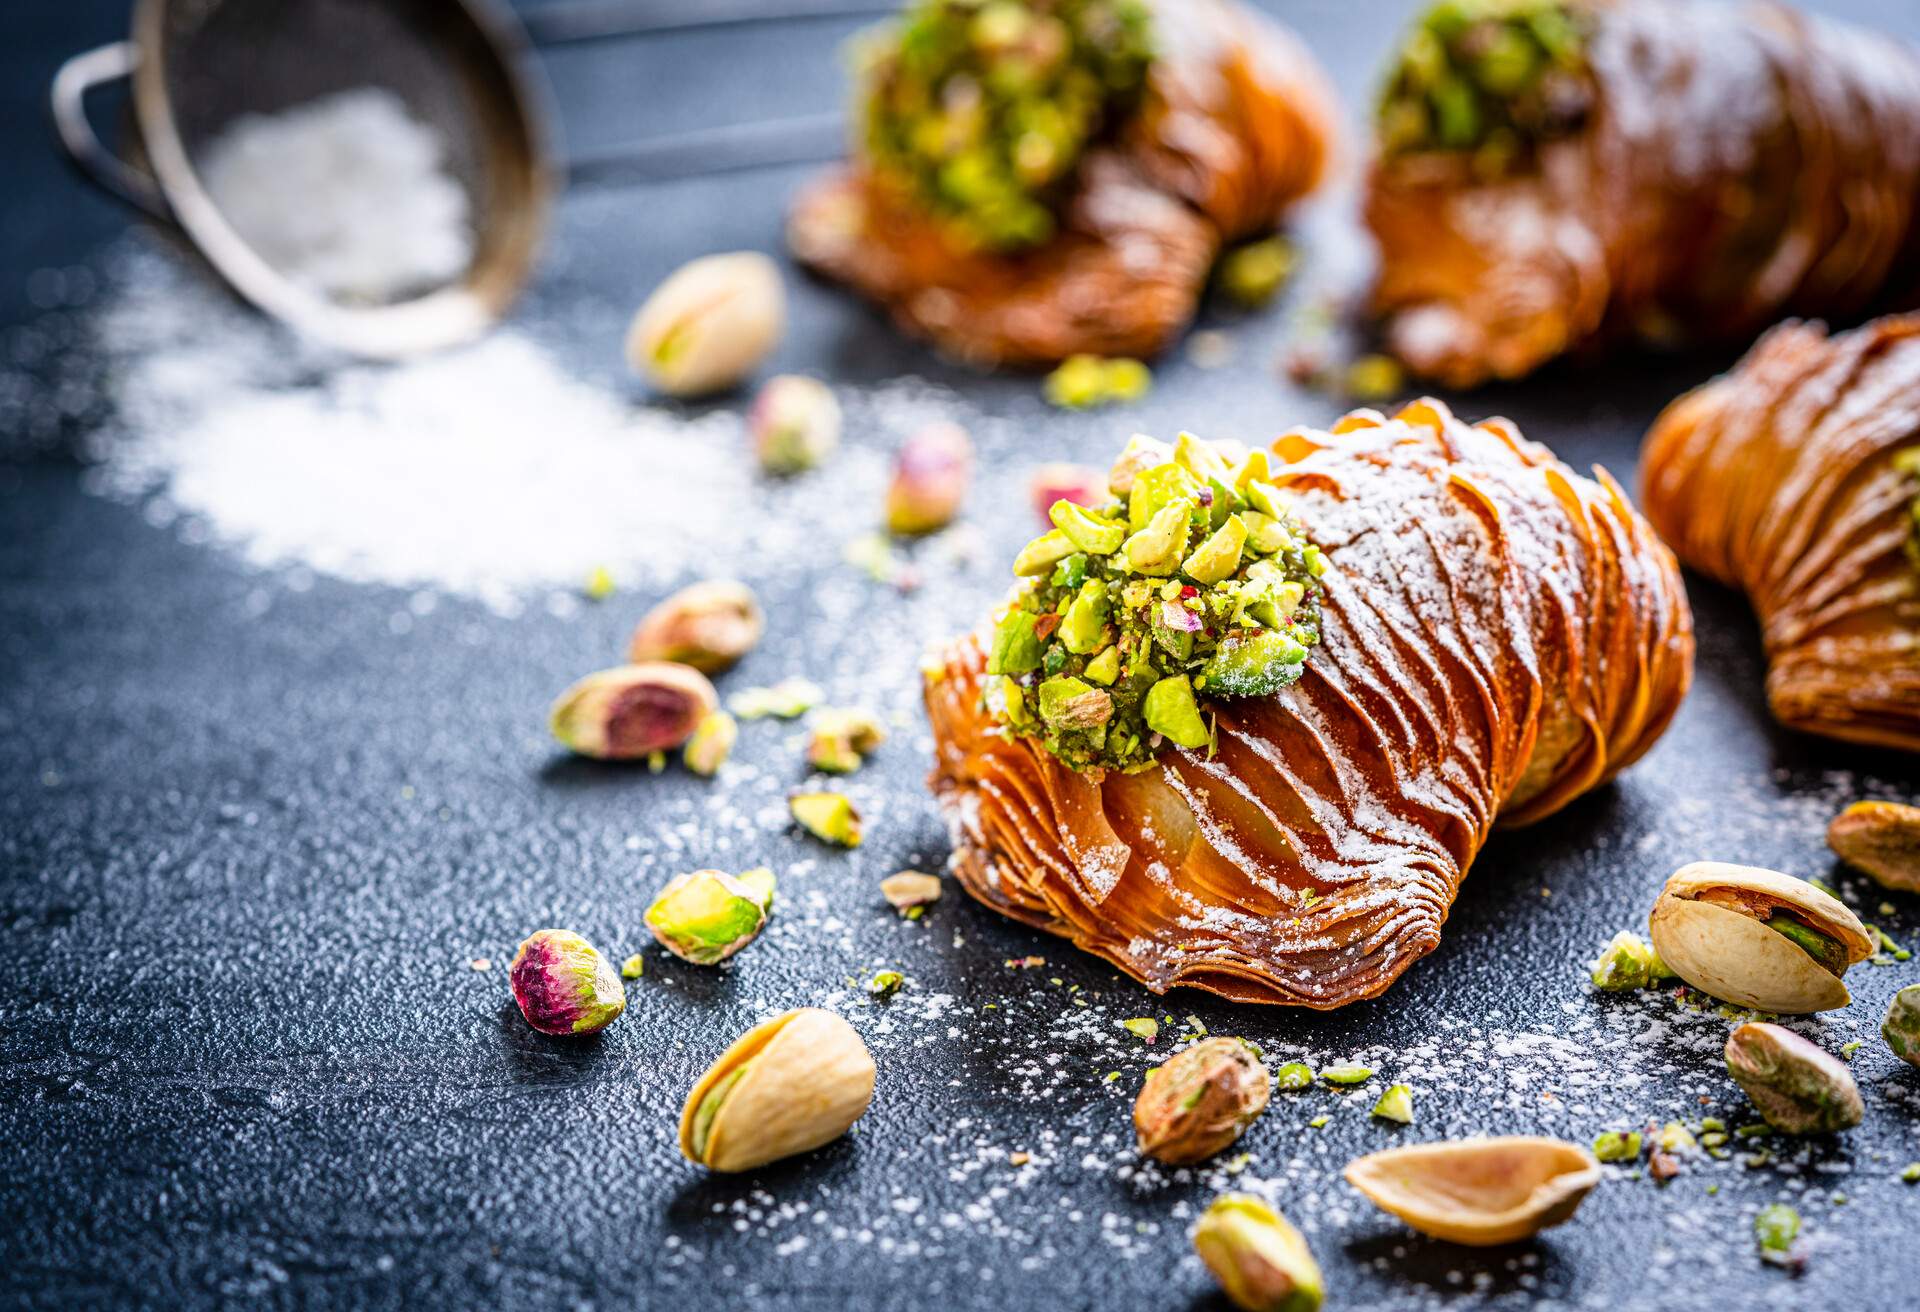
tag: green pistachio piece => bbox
[1174,431,1234,489]
[1044,354,1110,409]
[1754,1204,1800,1261]
[1272,1061,1314,1091]
[1238,510,1294,555]
[1121,1017,1160,1041]
[1124,499,1194,576]
[1201,630,1308,697]
[1013,529,1077,576]
[791,791,862,847]
[1242,480,1288,520]
[1049,499,1126,554]
[1103,357,1152,403]
[1082,645,1121,686]
[1319,1063,1374,1086]
[1592,1130,1641,1162]
[1590,929,1662,991]
[998,674,1036,727]
[1371,1083,1415,1124]
[1038,676,1113,731]
[1143,675,1209,749]
[1217,236,1295,308]
[987,610,1046,675]
[1182,514,1248,585]
[1232,448,1274,490]
[1061,581,1110,654]
[1128,462,1204,532]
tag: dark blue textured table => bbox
[3,2,1919,1309]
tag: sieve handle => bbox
[50,41,172,222]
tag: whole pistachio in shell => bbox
[1885,984,1920,1068]
[1723,1022,1863,1134]
[1191,1194,1323,1312]
[1827,800,1920,893]
[1647,862,1872,1013]
[509,929,626,1036]
[1344,1137,1601,1247]
[626,251,784,398]
[679,1007,875,1173]
[629,580,764,674]
[1133,1037,1270,1165]
[549,662,719,761]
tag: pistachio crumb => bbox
[868,969,905,998]
[469,957,492,971]
[1121,1018,1160,1042]
[1308,1115,1330,1129]
[620,954,644,980]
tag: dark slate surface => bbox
[3,2,1919,1309]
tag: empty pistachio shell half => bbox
[1724,1022,1863,1134]
[679,1007,875,1173]
[1192,1194,1323,1312]
[1345,1137,1601,1247]
[1647,862,1872,1013]
[1827,800,1920,893]
[626,251,784,397]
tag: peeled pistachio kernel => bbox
[729,676,822,721]
[1103,357,1152,404]
[806,707,888,774]
[1060,582,1110,654]
[1202,630,1307,697]
[629,580,764,673]
[1647,862,1873,1013]
[683,710,738,777]
[1143,674,1210,749]
[1049,499,1126,554]
[1827,800,1920,893]
[1044,354,1111,409]
[1107,433,1173,496]
[879,871,941,914]
[750,374,841,474]
[1723,1022,1863,1135]
[791,791,862,847]
[509,929,627,1036]
[1192,1194,1323,1312]
[679,1007,876,1172]
[550,662,720,761]
[627,251,784,397]
[1182,514,1248,584]
[645,868,776,965]
[1345,1137,1601,1247]
[1028,462,1109,524]
[1885,984,1920,1068]
[1037,676,1113,732]
[886,421,972,535]
[1134,1037,1271,1165]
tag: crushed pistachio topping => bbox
[1592,1130,1641,1162]
[1377,0,1595,175]
[859,0,1156,252]
[988,431,1327,773]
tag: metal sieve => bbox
[52,0,555,359]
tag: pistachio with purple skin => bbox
[645,868,776,965]
[750,374,841,475]
[886,422,972,535]
[1828,800,1920,893]
[509,929,627,1035]
[1134,1037,1271,1165]
[1724,1022,1863,1135]
[549,662,719,761]
[1885,984,1920,1068]
[629,580,764,674]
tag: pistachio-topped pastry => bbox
[859,0,1155,251]
[1377,0,1593,171]
[988,432,1326,773]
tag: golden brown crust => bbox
[789,0,1334,367]
[925,400,1693,1006]
[1640,315,1920,752]
[1366,0,1920,388]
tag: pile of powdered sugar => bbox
[196,88,474,304]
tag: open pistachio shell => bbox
[1648,862,1872,1013]
[678,1007,875,1173]
[1345,1136,1601,1247]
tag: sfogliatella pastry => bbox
[1365,0,1920,388]
[924,406,1693,1006]
[790,0,1334,366]
[1641,315,1920,752]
